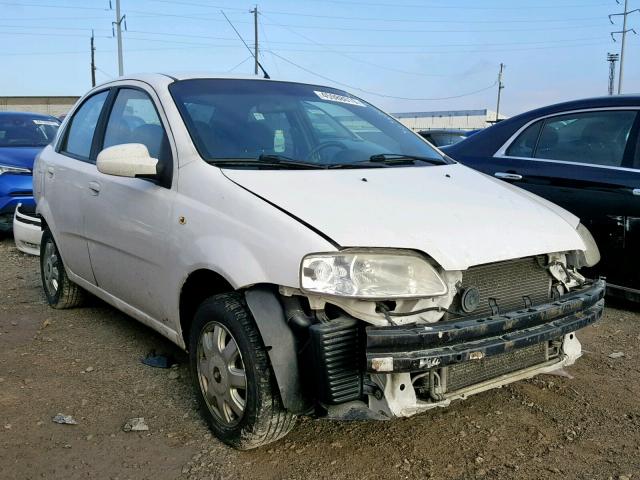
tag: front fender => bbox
[245,285,309,414]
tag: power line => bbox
[118,29,606,50]
[227,55,252,73]
[268,50,497,101]
[279,0,610,8]
[260,12,449,78]
[258,11,281,77]
[140,0,611,10]
[137,0,605,24]
[68,8,609,33]
[0,1,107,10]
[220,9,269,78]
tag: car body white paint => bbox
[34,73,589,350]
[223,164,585,271]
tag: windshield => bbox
[169,79,446,168]
[0,115,60,148]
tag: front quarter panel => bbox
[168,158,338,321]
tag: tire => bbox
[40,229,86,309]
[189,292,296,449]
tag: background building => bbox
[0,96,79,117]
[392,109,508,131]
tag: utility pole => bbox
[112,0,126,76]
[90,30,96,87]
[610,0,639,94]
[251,5,259,75]
[221,9,270,78]
[607,53,619,95]
[495,63,504,122]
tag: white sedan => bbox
[33,73,604,449]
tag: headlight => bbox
[300,250,447,299]
[575,223,600,267]
[0,164,31,175]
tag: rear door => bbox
[491,109,640,288]
[44,89,111,283]
[83,85,176,322]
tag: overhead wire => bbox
[260,12,450,78]
[267,50,498,101]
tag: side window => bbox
[535,110,637,167]
[103,88,170,162]
[505,120,542,158]
[62,91,109,160]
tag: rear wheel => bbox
[40,229,86,309]
[189,292,296,449]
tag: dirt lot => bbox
[1,236,639,480]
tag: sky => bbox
[0,0,638,116]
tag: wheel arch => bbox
[180,274,309,414]
[179,268,235,347]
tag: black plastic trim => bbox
[366,280,606,372]
[244,285,310,413]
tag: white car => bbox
[34,73,605,449]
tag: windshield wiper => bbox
[327,153,447,169]
[369,153,448,165]
[257,154,326,169]
[208,155,325,170]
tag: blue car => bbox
[0,112,60,231]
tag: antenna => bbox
[220,9,270,79]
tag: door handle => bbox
[46,166,54,178]
[494,172,523,181]
[633,188,640,196]
[88,181,101,195]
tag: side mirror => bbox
[96,143,158,178]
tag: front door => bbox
[84,86,176,322]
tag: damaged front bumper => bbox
[366,279,605,374]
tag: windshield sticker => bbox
[314,91,365,107]
[33,120,59,126]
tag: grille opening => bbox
[414,339,563,400]
[446,256,552,320]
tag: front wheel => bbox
[189,292,296,449]
[40,229,86,309]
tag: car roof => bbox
[515,94,640,120]
[94,72,337,92]
[0,111,60,121]
[445,94,640,157]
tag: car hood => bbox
[222,163,585,271]
[0,147,43,169]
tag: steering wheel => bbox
[306,141,348,163]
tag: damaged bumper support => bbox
[367,279,605,373]
[361,280,605,418]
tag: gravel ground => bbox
[1,236,639,480]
